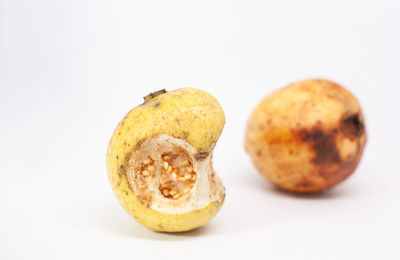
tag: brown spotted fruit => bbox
[107,88,225,232]
[245,79,367,193]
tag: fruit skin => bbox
[245,79,367,193]
[107,88,225,232]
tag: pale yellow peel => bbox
[107,88,225,232]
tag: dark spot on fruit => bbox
[154,102,161,108]
[134,139,144,149]
[256,150,262,156]
[118,132,121,136]
[297,179,315,188]
[195,151,210,160]
[298,127,340,165]
[116,155,119,159]
[341,113,364,138]
[118,165,124,178]
[181,131,189,139]
[318,170,332,178]
[176,118,181,124]
[125,191,128,196]
[341,158,357,171]
[267,119,272,125]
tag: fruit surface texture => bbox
[107,88,225,232]
[245,79,367,193]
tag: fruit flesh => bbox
[129,136,197,203]
[107,88,225,232]
[126,134,223,215]
[245,79,367,193]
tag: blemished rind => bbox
[107,88,225,232]
[245,79,367,193]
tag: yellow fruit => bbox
[107,88,225,232]
[245,79,367,193]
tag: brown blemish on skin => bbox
[256,150,262,156]
[298,127,340,165]
[153,102,161,108]
[195,151,210,160]
[175,118,181,124]
[297,179,315,188]
[181,131,189,139]
[318,170,332,178]
[134,139,145,150]
[341,113,364,138]
[341,158,357,171]
[317,156,360,185]
[116,155,119,159]
[118,165,124,178]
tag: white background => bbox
[1,0,399,259]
